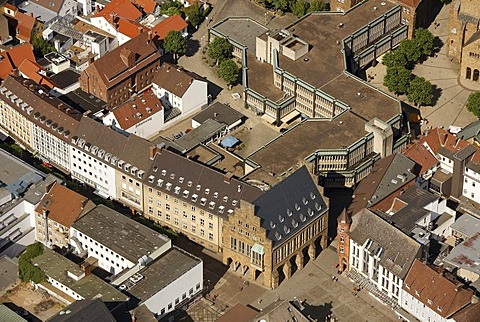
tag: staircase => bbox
[347,269,398,309]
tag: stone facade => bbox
[448,0,480,81]
[222,200,328,289]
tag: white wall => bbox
[32,125,71,172]
[143,258,203,317]
[463,167,480,202]
[69,146,117,199]
[181,79,208,114]
[401,290,449,322]
[127,109,165,139]
[70,227,135,275]
[439,154,453,173]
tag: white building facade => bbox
[349,239,403,304]
[463,164,480,202]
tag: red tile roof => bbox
[35,182,95,228]
[396,0,421,8]
[404,259,473,318]
[93,0,142,21]
[112,91,163,129]
[0,43,35,80]
[151,15,187,41]
[422,127,470,156]
[133,0,156,13]
[115,16,148,38]
[14,11,36,43]
[402,140,438,174]
[18,59,56,89]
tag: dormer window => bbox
[179,177,184,183]
[200,198,207,206]
[209,201,215,210]
[205,188,210,195]
[174,186,181,194]
[214,192,218,198]
[166,183,172,191]
[161,169,166,176]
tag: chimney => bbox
[149,143,166,159]
[442,133,448,146]
[30,12,33,17]
[224,172,233,184]
[80,198,89,210]
[148,30,152,43]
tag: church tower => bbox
[337,208,351,273]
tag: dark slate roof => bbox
[252,166,328,248]
[192,102,245,127]
[376,186,439,233]
[144,149,262,218]
[46,299,116,322]
[350,208,421,279]
[174,119,226,152]
[453,145,477,161]
[457,120,480,140]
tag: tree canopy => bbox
[383,66,412,95]
[466,92,480,119]
[208,37,232,65]
[291,0,309,17]
[218,59,239,87]
[382,49,408,69]
[398,40,422,65]
[413,28,435,58]
[19,242,46,283]
[164,30,187,62]
[185,2,202,29]
[309,0,328,11]
[32,36,56,57]
[407,76,433,106]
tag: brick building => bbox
[448,0,480,82]
[222,166,329,289]
[35,181,95,249]
[80,32,161,109]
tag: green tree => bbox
[407,76,433,106]
[163,30,187,62]
[160,0,183,15]
[466,92,480,118]
[413,28,435,57]
[309,0,328,11]
[166,6,181,16]
[218,59,239,88]
[32,36,55,57]
[398,39,421,65]
[273,0,289,12]
[383,66,412,95]
[292,0,309,17]
[18,242,46,283]
[208,37,232,65]
[184,2,202,29]
[382,49,407,69]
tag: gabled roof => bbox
[348,154,417,215]
[92,0,142,20]
[83,32,160,87]
[349,208,421,279]
[14,11,36,43]
[402,139,438,174]
[252,166,328,248]
[0,43,35,80]
[35,181,95,228]
[337,208,351,225]
[28,0,66,14]
[18,59,56,89]
[152,63,205,98]
[151,15,187,41]
[144,148,262,217]
[451,301,480,322]
[133,0,156,13]
[403,259,473,318]
[395,0,422,8]
[111,91,163,129]
[457,120,480,141]
[375,186,439,233]
[46,299,116,322]
[422,128,470,158]
[114,16,148,38]
[192,102,245,127]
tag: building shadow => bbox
[302,301,334,322]
[323,187,353,242]
[2,302,41,322]
[174,235,228,293]
[208,81,223,101]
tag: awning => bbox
[220,136,239,148]
[281,110,300,123]
[261,113,276,124]
[252,243,264,255]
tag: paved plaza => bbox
[368,2,479,131]
[181,243,397,321]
